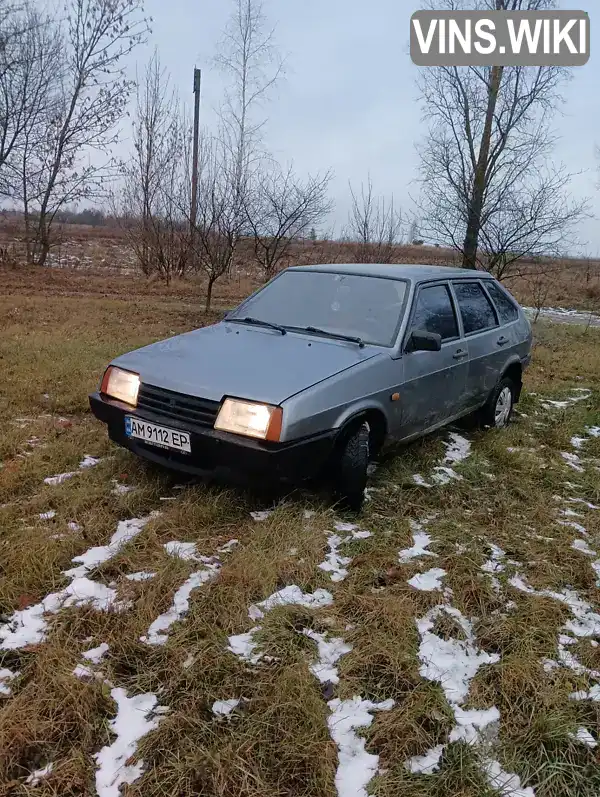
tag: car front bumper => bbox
[89,392,336,484]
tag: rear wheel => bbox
[333,421,370,512]
[479,377,516,429]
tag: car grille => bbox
[137,383,220,428]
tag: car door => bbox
[399,282,469,439]
[450,280,505,408]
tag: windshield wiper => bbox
[289,326,365,348]
[227,316,287,335]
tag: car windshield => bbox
[227,270,408,346]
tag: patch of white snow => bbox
[94,687,167,797]
[212,698,240,716]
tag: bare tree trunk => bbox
[36,220,51,267]
[205,276,215,312]
[462,65,504,270]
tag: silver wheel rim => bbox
[495,387,513,427]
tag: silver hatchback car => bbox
[90,264,532,509]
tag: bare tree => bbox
[190,138,243,311]
[246,164,333,279]
[521,261,556,322]
[118,51,191,284]
[344,177,403,263]
[417,0,586,272]
[478,166,589,279]
[215,0,284,237]
[0,3,61,199]
[20,0,149,266]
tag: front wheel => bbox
[333,422,370,512]
[479,377,516,429]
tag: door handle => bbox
[453,349,468,360]
[497,336,509,347]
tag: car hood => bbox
[111,321,380,404]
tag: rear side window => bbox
[411,285,459,341]
[485,281,519,324]
[453,282,498,334]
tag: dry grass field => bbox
[1,219,599,313]
[1,262,600,797]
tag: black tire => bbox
[333,421,370,511]
[478,376,516,430]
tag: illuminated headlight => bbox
[100,366,140,407]
[215,398,283,441]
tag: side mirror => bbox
[406,330,442,353]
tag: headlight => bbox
[215,398,283,441]
[100,366,140,407]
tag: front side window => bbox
[453,282,498,335]
[485,281,519,325]
[227,271,408,346]
[411,284,458,341]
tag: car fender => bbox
[501,353,523,376]
[332,400,388,434]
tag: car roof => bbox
[286,263,494,282]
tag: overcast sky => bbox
[136,0,599,252]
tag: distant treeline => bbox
[1,208,117,228]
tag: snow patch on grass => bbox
[227,630,262,665]
[416,605,500,705]
[228,587,335,667]
[43,456,101,487]
[444,433,472,464]
[570,686,600,702]
[163,541,215,564]
[414,433,472,487]
[250,510,273,522]
[64,514,158,579]
[218,539,239,554]
[482,760,535,797]
[569,727,597,748]
[83,643,110,664]
[94,687,167,797]
[399,518,438,564]
[481,544,506,593]
[111,480,134,496]
[408,568,447,592]
[540,389,591,411]
[318,524,372,583]
[248,586,334,622]
[141,564,220,646]
[319,535,353,583]
[25,763,54,785]
[407,602,534,794]
[303,630,352,685]
[510,574,600,686]
[568,498,599,510]
[80,455,101,469]
[405,745,445,775]
[0,666,19,695]
[126,571,156,582]
[572,539,596,556]
[0,513,158,650]
[0,578,126,650]
[557,519,588,536]
[326,697,394,797]
[44,471,76,486]
[212,698,240,717]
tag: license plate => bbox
[125,416,191,453]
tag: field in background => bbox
[1,271,600,797]
[1,219,600,313]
